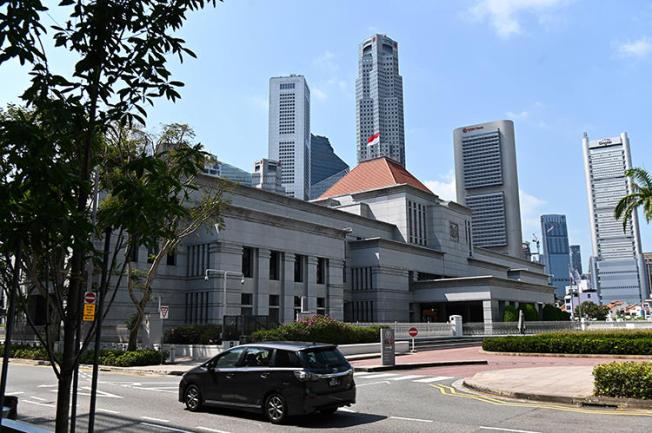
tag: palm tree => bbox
[614,167,652,231]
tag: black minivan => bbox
[178,342,356,424]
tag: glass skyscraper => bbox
[310,134,349,200]
[541,214,571,298]
[570,245,583,275]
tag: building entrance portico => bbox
[418,301,483,323]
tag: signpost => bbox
[159,305,169,320]
[380,328,395,366]
[408,326,418,352]
[82,291,96,322]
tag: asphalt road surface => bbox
[5,363,652,433]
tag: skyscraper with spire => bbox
[356,34,405,167]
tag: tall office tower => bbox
[570,245,583,275]
[268,75,311,200]
[454,120,523,258]
[356,34,405,166]
[645,253,652,295]
[310,134,349,200]
[540,215,571,298]
[582,132,649,304]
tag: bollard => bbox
[169,345,176,363]
[449,315,463,337]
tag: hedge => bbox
[250,315,382,345]
[594,362,652,400]
[483,330,652,355]
[2,344,166,367]
[163,324,222,344]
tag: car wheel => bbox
[320,407,338,415]
[264,393,287,424]
[184,384,203,412]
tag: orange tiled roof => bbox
[318,157,433,199]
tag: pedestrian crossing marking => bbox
[361,373,399,379]
[389,375,423,381]
[413,376,451,383]
[354,373,453,383]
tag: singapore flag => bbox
[367,132,380,146]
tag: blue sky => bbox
[1,0,651,270]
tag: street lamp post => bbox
[204,269,244,339]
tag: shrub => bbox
[594,362,652,400]
[4,344,165,367]
[483,330,652,355]
[250,315,382,345]
[503,305,518,322]
[542,304,570,321]
[163,324,222,344]
[521,304,539,321]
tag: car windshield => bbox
[300,347,348,370]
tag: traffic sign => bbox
[160,305,169,320]
[83,303,95,322]
[408,327,419,338]
[84,291,96,304]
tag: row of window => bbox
[407,200,427,246]
[241,247,328,284]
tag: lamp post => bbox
[204,269,244,339]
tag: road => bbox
[4,363,652,433]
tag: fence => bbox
[355,319,652,338]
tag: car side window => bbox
[241,347,272,367]
[273,350,302,368]
[215,348,245,368]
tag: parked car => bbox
[178,341,356,423]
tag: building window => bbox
[185,291,209,324]
[294,254,304,282]
[317,297,326,316]
[351,267,373,291]
[166,248,176,266]
[129,245,139,263]
[242,247,254,278]
[147,243,159,264]
[269,294,280,324]
[294,296,302,319]
[316,258,327,284]
[449,222,460,242]
[241,293,253,317]
[269,251,280,281]
[186,244,210,277]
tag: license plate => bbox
[329,378,340,387]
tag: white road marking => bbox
[412,376,452,383]
[353,372,373,376]
[132,386,177,394]
[141,416,170,423]
[141,422,194,433]
[360,373,398,379]
[196,427,232,433]
[339,407,357,413]
[389,375,423,381]
[390,416,433,423]
[30,396,47,401]
[97,408,120,414]
[23,400,55,408]
[5,391,24,396]
[356,381,391,387]
[480,427,543,433]
[37,384,57,388]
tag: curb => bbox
[3,357,191,376]
[462,379,652,410]
[354,359,488,372]
[480,349,652,360]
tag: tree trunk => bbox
[127,307,144,351]
[55,307,78,433]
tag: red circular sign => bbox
[84,292,96,304]
[408,327,418,337]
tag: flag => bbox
[367,132,380,147]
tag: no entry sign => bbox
[408,327,418,338]
[84,291,96,304]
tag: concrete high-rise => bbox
[356,34,405,166]
[570,245,583,275]
[268,75,311,200]
[582,132,649,304]
[454,120,523,258]
[540,215,571,298]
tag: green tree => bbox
[98,123,226,350]
[542,304,571,321]
[503,305,518,322]
[615,167,652,231]
[521,304,540,321]
[575,301,610,320]
[0,2,217,431]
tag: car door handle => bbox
[260,373,269,379]
[225,373,234,379]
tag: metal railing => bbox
[354,322,454,339]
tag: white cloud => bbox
[424,171,457,201]
[312,87,328,101]
[618,37,652,59]
[248,95,267,111]
[519,189,547,242]
[314,51,338,73]
[506,110,529,119]
[469,0,568,38]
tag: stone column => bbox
[306,256,319,313]
[482,299,500,335]
[209,242,243,322]
[281,253,296,323]
[328,259,344,320]
[255,248,271,316]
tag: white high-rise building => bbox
[582,132,649,304]
[268,75,311,200]
[356,34,405,167]
[454,120,524,258]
